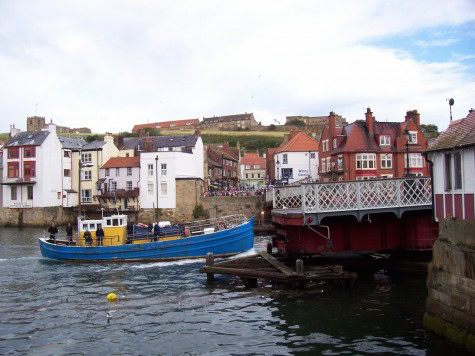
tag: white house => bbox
[2,123,63,208]
[97,156,141,211]
[58,136,86,207]
[121,135,203,209]
[273,131,319,184]
[427,109,475,221]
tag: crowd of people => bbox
[203,187,268,197]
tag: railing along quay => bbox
[271,177,432,223]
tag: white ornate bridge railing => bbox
[272,177,432,213]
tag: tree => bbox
[286,119,305,127]
[268,124,277,131]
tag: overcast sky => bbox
[1,0,474,134]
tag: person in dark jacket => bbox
[153,223,160,241]
[84,229,93,246]
[96,224,105,246]
[48,223,58,243]
[66,223,73,245]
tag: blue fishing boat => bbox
[39,214,254,262]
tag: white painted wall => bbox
[139,137,203,209]
[99,166,140,191]
[273,151,319,184]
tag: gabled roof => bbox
[82,140,106,151]
[132,119,199,132]
[276,132,319,153]
[428,110,475,151]
[123,135,199,150]
[59,136,87,150]
[101,157,140,169]
[240,153,266,167]
[5,131,49,147]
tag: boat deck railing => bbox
[43,232,121,246]
[184,214,248,235]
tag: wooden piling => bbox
[206,252,214,281]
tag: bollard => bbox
[206,252,214,282]
[296,259,304,276]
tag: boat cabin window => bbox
[82,223,88,231]
[113,218,119,226]
[89,223,96,231]
[105,219,111,227]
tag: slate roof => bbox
[5,131,49,147]
[202,113,254,123]
[428,110,475,151]
[58,136,87,149]
[122,135,199,151]
[102,157,140,169]
[275,132,319,153]
[81,140,106,151]
[132,119,199,132]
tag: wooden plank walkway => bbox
[199,252,357,287]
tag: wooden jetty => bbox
[200,252,357,288]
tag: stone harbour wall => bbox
[0,207,76,227]
[424,219,475,353]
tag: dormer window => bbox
[408,131,417,144]
[379,135,390,146]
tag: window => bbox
[251,173,254,178]
[454,152,462,190]
[405,153,423,168]
[160,182,167,195]
[81,189,92,203]
[310,153,316,159]
[321,159,326,173]
[11,186,17,200]
[82,170,92,180]
[326,157,331,172]
[111,181,117,192]
[126,181,132,190]
[64,169,71,177]
[356,153,376,169]
[281,168,293,179]
[333,138,337,149]
[444,153,452,190]
[27,185,33,200]
[24,161,36,177]
[64,150,71,157]
[283,154,288,164]
[245,165,251,170]
[148,183,153,195]
[126,153,130,157]
[148,164,154,176]
[379,135,390,145]
[8,147,19,159]
[161,163,167,176]
[408,131,418,144]
[127,168,132,176]
[81,153,92,162]
[258,173,261,178]
[380,154,392,169]
[338,177,343,181]
[7,162,19,178]
[253,164,260,169]
[322,140,329,152]
[116,168,120,176]
[24,146,36,158]
[337,155,343,170]
[245,173,248,178]
[105,168,110,177]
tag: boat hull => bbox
[39,217,254,262]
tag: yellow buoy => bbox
[107,293,117,301]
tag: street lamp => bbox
[404,129,410,177]
[221,153,224,190]
[276,158,280,184]
[155,155,159,220]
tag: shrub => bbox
[193,204,209,219]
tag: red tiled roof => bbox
[240,153,266,167]
[428,111,475,151]
[276,132,319,153]
[102,157,140,169]
[132,119,199,132]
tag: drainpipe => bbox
[424,153,435,222]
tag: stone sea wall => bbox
[424,219,475,353]
[0,207,76,227]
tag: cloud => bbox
[0,0,474,134]
[414,38,459,48]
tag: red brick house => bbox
[206,145,238,190]
[319,109,429,181]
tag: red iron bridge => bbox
[266,177,438,255]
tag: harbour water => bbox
[0,227,463,355]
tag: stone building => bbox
[200,113,257,130]
[26,116,46,132]
[286,114,347,127]
[424,109,475,353]
[132,119,199,133]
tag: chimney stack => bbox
[144,137,153,152]
[328,111,336,140]
[118,134,124,148]
[406,110,420,128]
[365,108,374,135]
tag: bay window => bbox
[356,153,376,169]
